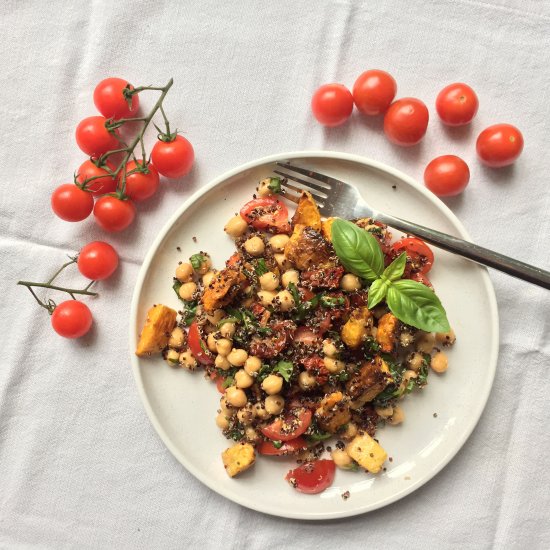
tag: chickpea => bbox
[257,290,277,307]
[220,397,236,417]
[165,349,180,366]
[275,290,295,312]
[206,333,218,353]
[192,254,211,275]
[388,405,405,425]
[219,322,236,338]
[244,236,265,257]
[322,339,338,358]
[261,374,283,395]
[269,233,290,252]
[216,413,229,430]
[237,405,254,425]
[168,327,185,349]
[227,348,248,367]
[175,262,194,283]
[245,427,260,442]
[370,326,378,338]
[252,401,270,419]
[202,270,216,287]
[323,356,344,373]
[331,449,354,470]
[206,309,225,325]
[215,354,231,371]
[298,371,317,391]
[375,405,394,419]
[224,214,248,238]
[435,328,456,347]
[281,269,299,288]
[235,369,254,389]
[259,271,279,291]
[179,350,197,370]
[340,273,361,291]
[244,356,262,375]
[407,352,424,372]
[274,253,292,270]
[398,370,417,397]
[178,281,197,301]
[431,351,449,373]
[257,178,275,197]
[264,394,285,415]
[225,386,247,408]
[340,422,358,440]
[416,332,435,353]
[215,338,233,357]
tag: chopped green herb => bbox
[273,360,293,382]
[222,376,235,389]
[217,316,240,327]
[320,295,345,308]
[255,258,268,277]
[416,353,431,386]
[189,253,206,270]
[267,177,282,193]
[272,440,283,449]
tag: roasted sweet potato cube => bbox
[376,312,399,352]
[135,304,177,357]
[341,306,372,349]
[201,267,246,312]
[291,191,322,230]
[315,391,351,433]
[284,225,333,270]
[346,433,387,473]
[222,442,256,477]
[346,356,393,405]
[321,217,336,242]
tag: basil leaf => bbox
[189,253,205,270]
[383,252,406,282]
[367,278,388,309]
[386,279,450,332]
[273,360,293,382]
[331,219,384,281]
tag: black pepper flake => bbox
[341,490,350,500]
[176,246,181,252]
[433,412,438,418]
[392,185,397,190]
[389,457,393,462]
[192,236,197,243]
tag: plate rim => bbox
[129,150,500,520]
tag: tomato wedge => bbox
[258,437,307,456]
[391,237,434,274]
[285,459,336,494]
[261,408,312,441]
[188,321,214,365]
[240,197,290,233]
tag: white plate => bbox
[129,151,499,520]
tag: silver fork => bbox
[274,161,550,290]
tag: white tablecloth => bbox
[1,1,549,548]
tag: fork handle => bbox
[370,210,550,289]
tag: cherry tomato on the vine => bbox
[476,124,524,167]
[435,83,479,126]
[119,160,160,202]
[93,196,136,232]
[51,183,94,222]
[76,159,117,196]
[77,241,119,280]
[285,459,336,494]
[311,83,354,127]
[384,98,429,146]
[51,300,93,339]
[353,70,397,116]
[75,116,120,157]
[424,155,470,197]
[151,135,194,179]
[93,77,139,120]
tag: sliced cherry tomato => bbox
[476,124,524,167]
[119,160,160,202]
[410,271,433,289]
[301,355,329,384]
[76,159,117,196]
[77,241,119,281]
[311,83,353,127]
[75,116,120,157]
[151,135,194,178]
[435,83,478,126]
[384,98,429,146]
[285,459,336,494]
[51,183,94,222]
[188,321,214,365]
[261,407,312,441]
[93,196,136,232]
[301,266,345,289]
[391,238,434,274]
[293,326,320,346]
[93,77,139,120]
[353,69,397,116]
[240,196,290,233]
[249,320,295,359]
[424,155,470,197]
[258,437,307,456]
[51,300,93,339]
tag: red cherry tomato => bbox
[476,124,524,167]
[424,155,470,197]
[410,271,433,289]
[353,70,397,116]
[240,196,290,233]
[51,300,93,339]
[383,98,429,146]
[249,320,295,359]
[93,77,139,120]
[77,241,119,280]
[258,437,308,456]
[293,326,320,346]
[188,321,214,365]
[119,160,160,202]
[75,116,120,157]
[311,83,354,127]
[76,159,117,196]
[151,135,194,178]
[391,238,434,274]
[435,83,479,126]
[261,407,312,441]
[51,183,94,222]
[285,459,336,494]
[93,196,136,232]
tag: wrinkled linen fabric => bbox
[1,0,549,548]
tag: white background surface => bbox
[1,0,549,548]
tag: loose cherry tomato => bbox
[285,459,336,494]
[119,160,160,202]
[93,196,136,232]
[352,70,397,116]
[188,321,214,365]
[51,183,94,222]
[424,155,470,197]
[75,116,120,157]
[51,300,93,339]
[476,124,524,167]
[151,135,194,178]
[383,98,429,146]
[435,83,479,126]
[311,83,353,127]
[240,196,290,233]
[77,241,119,280]
[93,77,139,119]
[261,407,312,441]
[76,159,117,196]
[391,238,434,274]
[258,437,308,456]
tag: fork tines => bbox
[274,163,333,207]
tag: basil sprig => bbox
[331,219,450,333]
